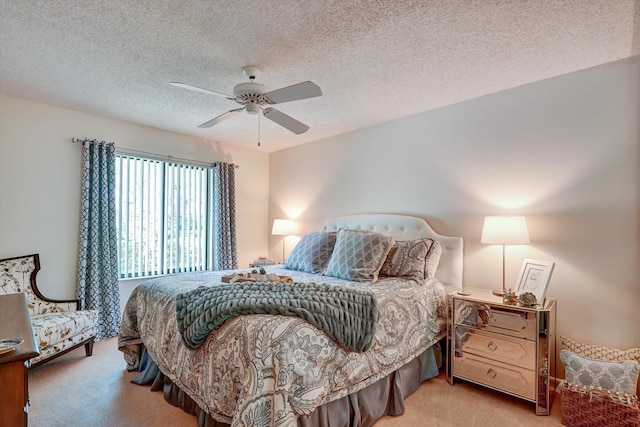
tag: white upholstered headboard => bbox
[320,214,463,293]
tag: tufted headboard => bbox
[320,214,463,294]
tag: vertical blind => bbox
[115,155,210,278]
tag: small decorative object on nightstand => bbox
[503,288,518,305]
[446,287,557,415]
[249,257,276,268]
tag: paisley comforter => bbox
[118,266,447,427]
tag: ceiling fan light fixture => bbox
[245,103,260,115]
[242,66,261,81]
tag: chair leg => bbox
[85,338,95,357]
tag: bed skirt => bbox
[132,342,443,427]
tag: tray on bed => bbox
[221,273,293,283]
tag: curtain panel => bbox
[211,162,238,271]
[76,140,121,339]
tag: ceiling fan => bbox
[170,66,322,135]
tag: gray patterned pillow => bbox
[380,238,442,280]
[324,229,395,282]
[284,232,337,274]
[560,349,640,395]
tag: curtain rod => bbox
[71,137,239,169]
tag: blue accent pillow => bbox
[324,229,395,282]
[560,349,640,395]
[284,232,337,274]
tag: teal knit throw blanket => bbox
[175,281,378,352]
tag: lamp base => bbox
[492,289,506,296]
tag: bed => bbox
[118,213,463,427]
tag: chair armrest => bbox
[29,266,82,311]
[31,292,82,311]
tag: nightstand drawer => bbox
[454,300,537,341]
[454,352,536,400]
[455,326,535,369]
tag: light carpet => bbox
[28,338,564,426]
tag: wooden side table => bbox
[0,293,40,427]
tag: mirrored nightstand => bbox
[446,287,557,415]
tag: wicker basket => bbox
[561,382,640,427]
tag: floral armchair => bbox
[0,253,98,367]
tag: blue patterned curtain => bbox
[76,140,120,339]
[211,162,238,270]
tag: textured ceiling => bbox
[1,0,638,153]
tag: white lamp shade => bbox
[481,215,530,245]
[271,219,297,236]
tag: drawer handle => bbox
[487,341,497,352]
[486,368,497,379]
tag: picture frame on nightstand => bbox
[515,259,555,303]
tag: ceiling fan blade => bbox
[263,108,310,134]
[198,108,244,128]
[264,81,322,104]
[170,82,235,100]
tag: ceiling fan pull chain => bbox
[257,112,261,147]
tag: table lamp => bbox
[271,219,297,262]
[481,215,530,296]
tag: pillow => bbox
[324,229,395,282]
[560,349,640,395]
[562,336,640,364]
[380,238,442,280]
[284,232,337,274]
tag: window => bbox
[115,155,211,278]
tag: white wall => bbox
[0,94,270,305]
[269,57,640,377]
